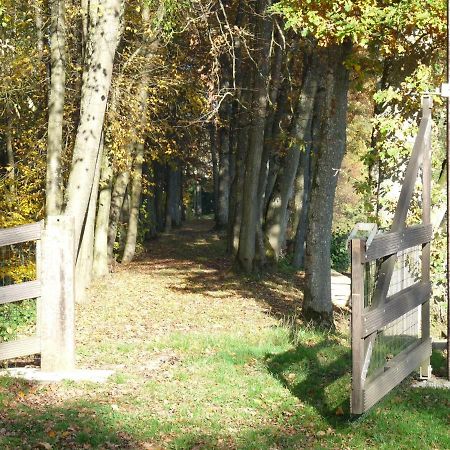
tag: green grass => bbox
[0,325,448,449]
[0,221,448,449]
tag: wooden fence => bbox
[350,96,433,415]
[0,216,76,371]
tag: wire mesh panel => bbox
[365,246,423,379]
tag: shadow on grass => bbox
[0,378,139,449]
[266,336,352,427]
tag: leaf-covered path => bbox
[78,219,305,364]
[1,220,449,449]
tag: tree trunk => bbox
[195,181,202,216]
[46,0,66,216]
[107,170,130,263]
[292,85,324,269]
[5,107,14,189]
[143,162,158,240]
[236,0,272,273]
[122,145,143,263]
[303,43,351,328]
[75,136,103,303]
[216,85,231,229]
[254,30,285,265]
[92,149,113,277]
[209,124,219,219]
[265,52,319,260]
[153,160,165,231]
[165,164,180,232]
[64,0,124,247]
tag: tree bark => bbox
[265,52,319,260]
[153,160,165,231]
[5,107,14,187]
[107,170,130,263]
[216,63,232,229]
[92,149,113,277]
[121,1,160,263]
[165,163,181,231]
[236,0,272,273]
[291,140,312,269]
[303,43,352,328]
[75,136,103,303]
[46,0,66,216]
[64,0,124,248]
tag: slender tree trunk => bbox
[265,53,319,260]
[228,70,251,255]
[165,164,180,232]
[237,0,272,273]
[303,43,351,327]
[107,170,130,263]
[118,188,130,256]
[122,144,144,263]
[153,160,165,231]
[216,59,232,229]
[209,124,220,220]
[92,149,113,277]
[75,136,103,303]
[292,85,324,268]
[122,1,164,262]
[46,0,66,216]
[254,31,285,265]
[195,181,202,216]
[291,140,312,269]
[142,162,158,240]
[64,0,124,248]
[5,108,14,185]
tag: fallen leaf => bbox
[335,406,344,416]
[36,443,52,450]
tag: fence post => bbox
[420,95,432,378]
[351,238,365,415]
[40,216,75,372]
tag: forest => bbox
[1,0,450,448]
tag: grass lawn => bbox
[1,220,449,449]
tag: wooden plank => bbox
[362,282,431,337]
[0,336,41,361]
[0,222,42,246]
[41,216,76,372]
[351,239,365,415]
[364,338,432,411]
[392,103,431,230]
[421,109,432,375]
[365,224,432,262]
[35,226,43,337]
[0,280,41,305]
[370,111,431,308]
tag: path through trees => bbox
[0,220,448,449]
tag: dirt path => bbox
[77,219,306,371]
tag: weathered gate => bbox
[0,216,76,371]
[350,96,433,415]
[0,222,43,360]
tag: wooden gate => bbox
[0,222,43,360]
[0,216,76,371]
[350,96,433,415]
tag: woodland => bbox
[1,0,448,327]
[1,0,450,448]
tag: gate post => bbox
[420,95,433,379]
[351,238,365,415]
[40,216,76,372]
